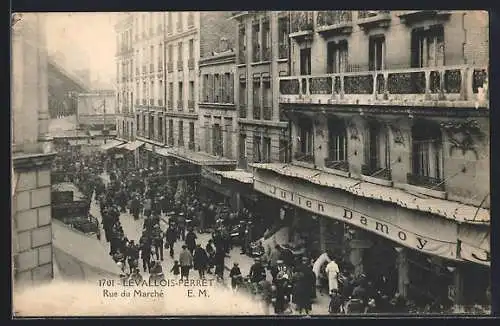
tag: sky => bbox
[44,13,118,87]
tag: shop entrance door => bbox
[362,237,398,296]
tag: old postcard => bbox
[11,11,490,317]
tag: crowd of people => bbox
[51,147,481,315]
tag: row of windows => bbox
[296,116,446,191]
[201,73,234,104]
[297,25,445,76]
[136,115,196,149]
[117,39,195,80]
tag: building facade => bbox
[114,12,238,173]
[252,10,490,309]
[115,13,135,141]
[232,11,291,169]
[12,13,56,286]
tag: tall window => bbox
[225,118,233,159]
[158,80,163,106]
[149,115,155,139]
[214,74,221,102]
[363,119,390,179]
[326,117,348,171]
[279,138,290,163]
[300,48,312,75]
[158,43,164,70]
[204,117,210,152]
[411,25,445,68]
[158,116,163,141]
[212,124,223,156]
[369,36,385,71]
[252,22,260,62]
[189,39,194,59]
[136,115,140,132]
[189,81,195,110]
[239,80,247,118]
[178,81,183,110]
[327,41,348,73]
[409,120,444,190]
[263,79,272,120]
[297,117,313,162]
[189,122,195,150]
[178,120,184,146]
[239,133,247,159]
[142,114,146,136]
[262,19,271,61]
[278,16,290,59]
[262,137,271,163]
[253,78,261,119]
[238,24,246,64]
[253,136,261,162]
[168,119,174,145]
[168,82,174,109]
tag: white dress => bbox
[325,260,340,293]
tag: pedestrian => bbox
[325,258,340,295]
[268,245,282,281]
[206,239,216,274]
[140,237,152,273]
[229,262,242,291]
[185,228,197,255]
[214,242,226,281]
[293,258,315,315]
[152,224,164,261]
[249,257,267,284]
[171,260,181,278]
[193,244,208,279]
[164,225,177,259]
[177,212,186,241]
[126,240,140,274]
[179,245,193,281]
[313,251,332,289]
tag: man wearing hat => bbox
[177,212,186,241]
[151,224,164,261]
[164,222,177,258]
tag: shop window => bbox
[362,119,391,180]
[408,120,444,191]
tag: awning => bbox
[250,163,490,225]
[122,140,144,151]
[168,148,237,167]
[215,170,254,184]
[100,139,125,151]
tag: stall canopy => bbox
[100,139,125,151]
[122,140,145,151]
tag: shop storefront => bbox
[252,165,490,307]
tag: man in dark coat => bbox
[139,233,152,273]
[151,224,164,261]
[249,257,267,284]
[193,244,209,279]
[177,212,186,241]
[126,240,140,274]
[185,228,197,255]
[164,225,177,258]
[205,239,216,274]
[293,259,315,314]
[214,242,226,280]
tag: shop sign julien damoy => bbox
[254,179,458,261]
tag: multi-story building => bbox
[12,13,56,286]
[252,10,490,309]
[115,13,135,141]
[115,12,238,176]
[232,11,291,169]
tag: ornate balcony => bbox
[279,43,288,60]
[253,106,261,120]
[188,58,195,70]
[325,159,349,172]
[361,165,392,181]
[398,10,452,24]
[167,62,174,73]
[177,61,184,71]
[278,65,489,109]
[357,11,391,30]
[407,173,445,191]
[316,11,353,36]
[290,12,314,39]
[239,104,247,118]
[263,106,272,120]
[294,151,314,163]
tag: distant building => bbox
[76,90,116,131]
[12,13,56,286]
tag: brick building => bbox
[12,13,56,286]
[252,10,489,309]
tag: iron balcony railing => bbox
[239,104,247,118]
[263,106,272,120]
[291,11,314,34]
[253,106,261,120]
[279,65,489,108]
[361,164,392,181]
[294,151,314,163]
[316,11,353,28]
[325,159,349,172]
[407,173,445,191]
[357,10,391,19]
